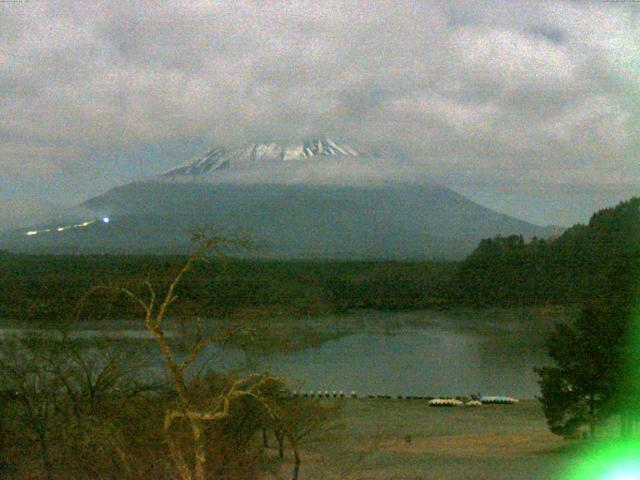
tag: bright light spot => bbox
[603,466,640,480]
[102,217,110,223]
[57,226,70,232]
[26,231,38,236]
[565,440,640,480]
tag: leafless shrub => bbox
[2,230,340,480]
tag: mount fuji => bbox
[163,139,366,178]
[1,138,561,259]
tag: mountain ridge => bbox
[2,182,560,259]
[163,138,370,178]
[0,138,563,258]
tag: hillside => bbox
[1,182,559,259]
[0,138,561,259]
[453,197,640,305]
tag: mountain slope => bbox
[1,138,562,258]
[2,182,559,259]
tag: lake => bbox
[0,307,572,399]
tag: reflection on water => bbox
[0,328,178,341]
[195,326,549,399]
[0,308,565,399]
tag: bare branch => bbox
[155,254,198,327]
[76,285,151,321]
[144,279,156,313]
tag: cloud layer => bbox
[1,0,640,227]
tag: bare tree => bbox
[0,329,162,480]
[0,336,62,480]
[78,231,304,480]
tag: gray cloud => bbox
[1,0,639,228]
[164,155,429,187]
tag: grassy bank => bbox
[269,399,581,479]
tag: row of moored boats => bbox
[291,391,519,405]
[428,396,519,407]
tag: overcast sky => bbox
[1,0,639,229]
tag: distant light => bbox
[73,221,95,228]
[26,231,38,236]
[102,217,110,223]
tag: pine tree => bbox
[536,198,640,439]
[536,297,628,438]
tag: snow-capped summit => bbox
[4,136,561,259]
[163,138,366,178]
[163,147,229,177]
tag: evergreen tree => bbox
[536,198,640,438]
[536,297,628,438]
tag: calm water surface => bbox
[198,323,552,398]
[1,308,565,399]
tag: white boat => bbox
[428,398,463,407]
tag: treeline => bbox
[2,197,638,321]
[453,197,640,306]
[0,254,457,322]
[531,200,640,439]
